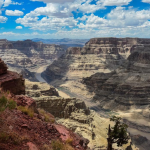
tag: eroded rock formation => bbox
[0,58,25,95]
[0,39,66,75]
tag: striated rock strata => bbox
[43,38,150,111]
[0,39,66,77]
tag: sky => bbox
[0,0,150,40]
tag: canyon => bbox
[0,58,89,150]
[1,37,150,149]
[0,39,66,80]
[42,37,150,150]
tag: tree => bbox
[107,116,129,150]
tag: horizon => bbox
[0,0,150,40]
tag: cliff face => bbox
[44,38,150,82]
[0,39,66,73]
[43,38,150,110]
[0,58,25,95]
[83,44,150,109]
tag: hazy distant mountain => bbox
[32,38,89,48]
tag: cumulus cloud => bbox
[0,16,7,23]
[97,0,132,6]
[16,16,77,30]
[31,0,75,3]
[5,10,24,16]
[16,26,22,29]
[142,0,150,3]
[0,0,22,7]
[78,7,150,30]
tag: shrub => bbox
[8,99,16,110]
[0,131,27,145]
[18,106,34,118]
[41,140,74,150]
[38,108,55,123]
[0,96,16,112]
[0,132,9,143]
[51,140,65,150]
[66,138,73,145]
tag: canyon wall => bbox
[0,39,66,73]
[43,38,150,111]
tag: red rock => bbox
[0,58,25,95]
[15,95,38,113]
[27,142,39,150]
[0,58,7,75]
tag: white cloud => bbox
[5,10,24,16]
[16,16,77,30]
[0,0,22,7]
[78,7,150,30]
[0,16,7,23]
[16,26,22,29]
[3,0,12,7]
[97,0,132,6]
[31,0,75,3]
[142,0,150,3]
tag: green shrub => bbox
[38,108,55,123]
[0,96,7,112]
[8,99,16,110]
[0,96,16,112]
[18,106,34,118]
[51,140,65,150]
[0,131,28,145]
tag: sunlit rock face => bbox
[43,38,150,111]
[83,43,150,110]
[0,39,66,71]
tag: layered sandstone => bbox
[43,38,150,109]
[0,39,66,75]
[0,58,25,95]
[83,44,150,109]
[25,80,59,97]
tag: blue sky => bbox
[0,0,150,40]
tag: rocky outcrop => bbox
[36,97,90,119]
[0,58,7,75]
[0,93,89,150]
[25,80,59,97]
[0,58,25,95]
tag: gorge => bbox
[1,37,150,150]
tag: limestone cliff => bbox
[83,44,150,110]
[43,38,150,110]
[0,39,66,74]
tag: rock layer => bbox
[43,38,150,110]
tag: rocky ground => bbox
[0,58,89,150]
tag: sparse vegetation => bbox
[107,116,129,150]
[66,138,73,145]
[38,108,55,123]
[51,140,74,150]
[0,95,16,112]
[18,106,34,118]
[0,131,28,145]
